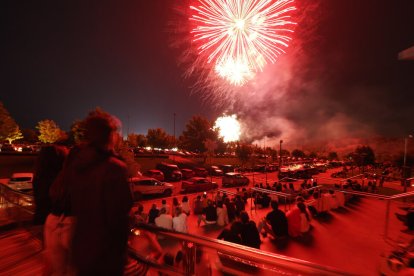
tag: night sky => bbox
[1,0,414,144]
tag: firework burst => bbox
[214,114,241,142]
[190,0,296,85]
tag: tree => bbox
[127,133,140,147]
[179,116,216,153]
[0,102,23,144]
[236,143,253,166]
[127,133,148,148]
[280,149,290,157]
[267,147,278,162]
[292,149,306,158]
[146,128,172,149]
[351,145,375,167]
[136,134,148,147]
[37,119,67,143]
[21,128,38,143]
[214,136,227,155]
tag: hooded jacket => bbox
[54,144,132,276]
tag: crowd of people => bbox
[130,185,352,253]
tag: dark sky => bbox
[1,0,414,141]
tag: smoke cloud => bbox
[226,0,386,151]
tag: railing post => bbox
[384,199,391,240]
[285,196,287,212]
[184,241,196,275]
[254,192,258,214]
[250,193,253,216]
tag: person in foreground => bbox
[55,110,133,275]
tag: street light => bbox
[173,113,176,146]
[403,134,413,192]
[278,140,283,177]
[172,113,176,161]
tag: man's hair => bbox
[295,196,305,203]
[240,211,249,224]
[271,200,279,210]
[83,109,120,148]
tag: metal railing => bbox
[129,223,351,276]
[251,187,293,212]
[327,187,414,240]
[0,183,35,226]
[217,188,238,197]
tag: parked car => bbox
[156,163,182,182]
[222,172,249,187]
[0,144,15,152]
[143,169,164,181]
[253,165,266,172]
[8,172,33,192]
[209,166,223,176]
[194,167,208,177]
[219,165,234,174]
[181,177,218,193]
[129,177,174,200]
[181,168,195,180]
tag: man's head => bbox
[175,207,182,216]
[296,196,305,203]
[240,211,249,224]
[83,109,121,150]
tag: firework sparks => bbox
[190,0,296,85]
[214,114,241,142]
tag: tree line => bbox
[1,101,377,164]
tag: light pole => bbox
[264,136,268,184]
[403,135,413,192]
[173,113,176,147]
[172,113,176,161]
[278,140,283,177]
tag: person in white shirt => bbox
[216,201,229,226]
[173,207,188,233]
[298,202,311,234]
[155,207,173,230]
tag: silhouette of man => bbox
[58,110,132,275]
